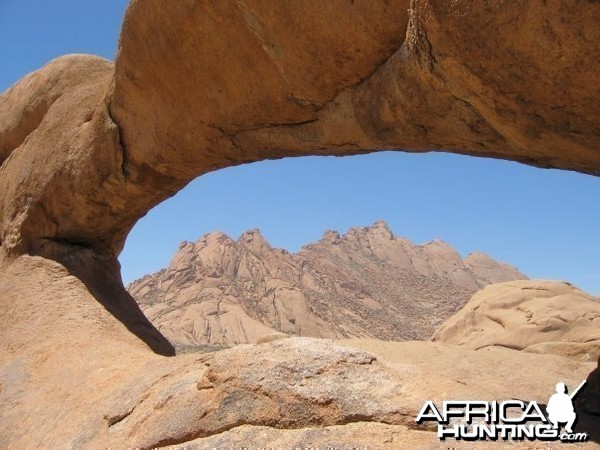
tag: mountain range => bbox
[129,221,527,348]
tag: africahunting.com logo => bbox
[416,380,588,443]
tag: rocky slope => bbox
[129,221,526,347]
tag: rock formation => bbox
[1,0,599,271]
[432,279,600,362]
[1,0,599,447]
[130,221,526,347]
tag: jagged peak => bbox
[322,229,341,241]
[202,230,231,240]
[177,240,192,250]
[464,251,515,268]
[372,219,391,231]
[238,228,272,252]
[193,231,235,249]
[238,227,264,241]
[171,232,235,261]
[343,220,393,238]
[423,238,448,245]
[464,251,496,263]
[420,239,463,260]
[421,239,453,250]
[368,220,393,239]
[298,230,337,252]
[464,252,527,279]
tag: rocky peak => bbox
[321,229,341,243]
[168,240,196,269]
[199,231,231,244]
[339,220,394,242]
[368,220,394,239]
[421,239,462,259]
[192,231,236,258]
[238,228,271,255]
[464,251,527,284]
[464,251,497,265]
[177,240,191,250]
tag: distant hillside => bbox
[129,221,527,348]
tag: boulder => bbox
[432,280,600,362]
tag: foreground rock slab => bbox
[173,340,600,448]
[1,256,596,447]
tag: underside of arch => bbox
[0,0,599,355]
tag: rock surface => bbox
[1,0,599,267]
[148,339,600,448]
[1,255,598,447]
[170,420,597,450]
[130,221,526,347]
[432,280,600,362]
[1,0,600,447]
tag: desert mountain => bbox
[129,221,527,347]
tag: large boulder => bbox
[432,280,600,362]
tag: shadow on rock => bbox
[51,243,175,356]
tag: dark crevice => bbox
[475,343,523,352]
[36,237,93,252]
[207,118,320,142]
[105,102,130,180]
[106,407,134,428]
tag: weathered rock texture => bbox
[432,280,600,362]
[1,255,597,447]
[1,0,599,269]
[1,0,599,447]
[130,221,526,347]
[173,339,600,449]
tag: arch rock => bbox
[0,1,598,446]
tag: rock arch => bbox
[1,1,599,446]
[1,0,599,355]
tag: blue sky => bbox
[2,2,599,294]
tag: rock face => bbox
[0,0,597,358]
[137,339,600,449]
[1,1,599,269]
[432,280,600,362]
[129,221,526,347]
[1,0,600,447]
[1,254,597,447]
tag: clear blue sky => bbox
[2,2,599,295]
